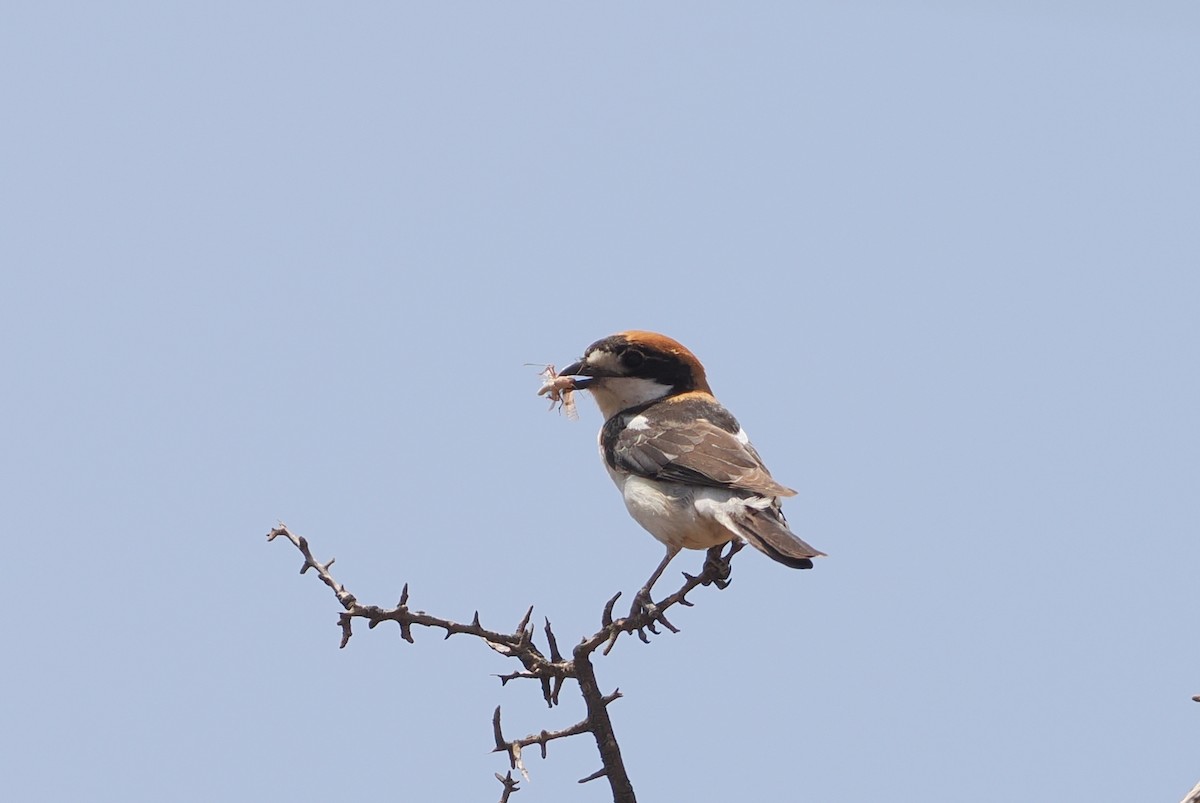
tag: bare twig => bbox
[267,525,572,700]
[491,705,595,782]
[572,645,633,800]
[580,540,745,656]
[269,522,740,803]
[266,525,358,609]
[495,771,520,802]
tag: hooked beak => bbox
[556,359,595,390]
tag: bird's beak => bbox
[556,360,594,390]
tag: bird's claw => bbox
[629,589,656,621]
[701,542,739,589]
[629,589,678,641]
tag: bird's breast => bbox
[607,471,741,551]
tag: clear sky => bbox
[2,3,1198,802]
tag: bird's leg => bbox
[630,547,679,620]
[702,539,744,589]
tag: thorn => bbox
[491,706,505,749]
[472,611,481,627]
[544,617,563,662]
[399,583,409,606]
[602,592,621,627]
[578,767,608,784]
[515,605,534,637]
[494,770,520,798]
[501,771,519,795]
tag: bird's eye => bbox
[621,348,645,369]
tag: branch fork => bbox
[269,523,741,803]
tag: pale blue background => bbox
[2,3,1197,801]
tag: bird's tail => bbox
[734,507,824,569]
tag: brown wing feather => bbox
[611,418,796,498]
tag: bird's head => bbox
[557,331,711,420]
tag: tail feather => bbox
[735,508,824,570]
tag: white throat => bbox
[585,376,673,420]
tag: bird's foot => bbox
[628,586,679,643]
[702,541,744,589]
[628,587,655,619]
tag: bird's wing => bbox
[607,416,796,498]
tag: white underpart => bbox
[606,468,768,552]
[734,428,750,444]
[584,376,673,421]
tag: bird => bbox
[543,330,823,615]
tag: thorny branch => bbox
[268,524,742,803]
[494,771,520,803]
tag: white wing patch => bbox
[626,414,651,431]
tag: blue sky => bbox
[2,3,1198,801]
